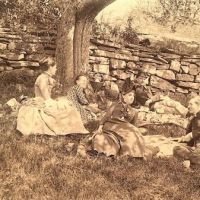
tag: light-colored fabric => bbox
[150,95,188,117]
[34,72,55,99]
[144,135,186,157]
[137,110,189,129]
[17,97,89,136]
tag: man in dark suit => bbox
[173,96,200,168]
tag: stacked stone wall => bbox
[89,38,200,99]
[1,26,200,102]
[0,27,56,78]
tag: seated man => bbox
[173,96,200,168]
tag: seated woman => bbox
[17,57,88,135]
[91,86,157,159]
[123,72,152,107]
[66,74,98,127]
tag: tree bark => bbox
[56,0,115,89]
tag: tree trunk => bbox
[56,0,115,89]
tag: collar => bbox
[43,71,52,77]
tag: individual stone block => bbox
[0,58,6,64]
[0,43,7,50]
[0,52,24,60]
[119,49,132,56]
[0,33,21,40]
[5,66,13,71]
[195,75,200,83]
[111,70,130,80]
[8,41,17,50]
[177,81,200,90]
[94,50,139,62]
[142,63,157,75]
[170,60,181,72]
[110,59,126,69]
[139,57,163,65]
[181,65,189,74]
[181,61,190,66]
[127,62,137,69]
[195,62,200,67]
[189,64,199,75]
[159,53,181,60]
[176,74,194,82]
[44,44,56,50]
[90,39,122,49]
[182,58,200,63]
[156,64,170,70]
[176,87,189,94]
[190,55,200,59]
[45,50,55,56]
[132,52,154,58]
[155,70,175,80]
[92,64,110,75]
[25,54,45,62]
[25,43,44,54]
[150,76,175,92]
[89,45,98,50]
[0,66,4,71]
[8,61,40,68]
[98,46,116,52]
[89,56,109,65]
[102,75,117,81]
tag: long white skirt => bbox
[17,97,89,136]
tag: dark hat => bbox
[121,77,135,95]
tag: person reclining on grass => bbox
[90,85,159,159]
[17,57,88,136]
[173,96,200,168]
[145,92,188,117]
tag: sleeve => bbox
[100,103,116,125]
[125,107,138,124]
[186,119,192,134]
[76,86,89,105]
[192,117,200,141]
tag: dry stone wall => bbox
[1,26,200,98]
[0,27,56,80]
[89,38,200,96]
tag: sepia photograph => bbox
[0,0,200,199]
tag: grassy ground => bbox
[0,82,199,200]
[0,116,200,200]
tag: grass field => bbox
[0,116,200,200]
[0,82,200,200]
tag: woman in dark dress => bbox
[91,87,152,158]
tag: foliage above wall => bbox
[0,0,64,32]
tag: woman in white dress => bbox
[17,57,88,136]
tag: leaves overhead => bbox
[144,0,200,32]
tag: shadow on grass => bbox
[0,118,200,200]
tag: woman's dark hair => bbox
[39,57,56,71]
